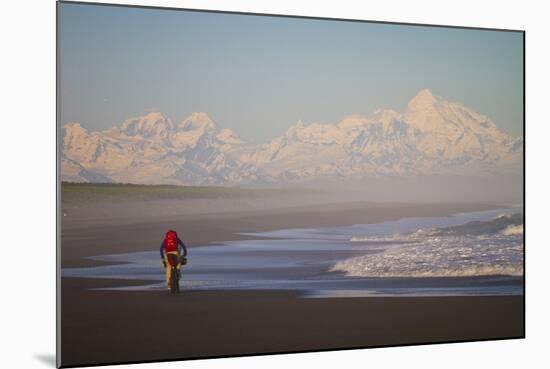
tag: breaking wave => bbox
[331,213,524,278]
[501,224,524,236]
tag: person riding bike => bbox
[159,230,188,289]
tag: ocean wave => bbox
[501,224,524,236]
[331,234,523,277]
[351,213,523,242]
[330,263,523,278]
[335,214,524,278]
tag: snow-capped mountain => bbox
[62,112,257,184]
[61,90,523,185]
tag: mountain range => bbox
[61,89,523,185]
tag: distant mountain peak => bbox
[63,121,85,130]
[407,89,439,109]
[338,115,368,129]
[371,109,402,124]
[216,128,243,145]
[119,112,173,137]
[189,111,213,122]
[179,112,216,131]
[284,119,307,138]
[63,122,89,139]
[143,111,168,121]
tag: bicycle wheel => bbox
[169,267,178,294]
[175,268,180,293]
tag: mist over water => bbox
[280,173,523,204]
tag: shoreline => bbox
[60,202,522,296]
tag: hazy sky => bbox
[59,3,524,142]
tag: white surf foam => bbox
[332,214,524,278]
[501,224,524,236]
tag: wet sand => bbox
[60,278,523,367]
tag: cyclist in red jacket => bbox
[159,230,188,289]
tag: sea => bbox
[62,206,524,298]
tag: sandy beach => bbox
[60,200,524,367]
[61,277,523,367]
